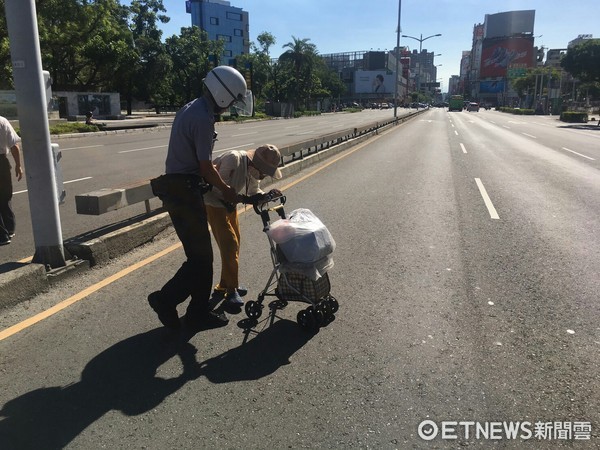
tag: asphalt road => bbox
[0,108,599,448]
[1,108,407,263]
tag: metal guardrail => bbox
[74,111,422,215]
[277,112,419,165]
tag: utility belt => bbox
[150,173,212,203]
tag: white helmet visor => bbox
[231,90,253,116]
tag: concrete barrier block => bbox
[0,263,49,309]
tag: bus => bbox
[448,95,463,112]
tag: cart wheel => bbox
[318,300,332,318]
[245,300,262,319]
[327,295,339,314]
[312,307,325,327]
[297,309,316,330]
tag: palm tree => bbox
[279,36,318,109]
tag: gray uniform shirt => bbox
[165,97,214,175]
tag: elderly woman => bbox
[204,144,282,306]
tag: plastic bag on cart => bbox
[267,208,336,264]
[279,254,334,281]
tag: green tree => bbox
[127,0,172,111]
[165,26,223,105]
[511,67,561,107]
[0,0,13,89]
[236,31,276,106]
[561,40,600,83]
[561,39,600,102]
[279,36,318,109]
[35,0,128,90]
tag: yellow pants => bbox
[206,205,240,293]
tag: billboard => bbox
[480,37,533,78]
[479,80,505,94]
[354,70,395,95]
[484,10,535,39]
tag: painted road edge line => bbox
[475,178,500,220]
[0,242,182,342]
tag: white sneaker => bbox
[225,291,244,306]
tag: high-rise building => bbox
[186,0,249,65]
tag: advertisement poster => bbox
[480,80,505,94]
[354,70,395,95]
[481,37,533,78]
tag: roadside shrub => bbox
[560,111,589,123]
[48,122,102,134]
[301,110,321,116]
[498,107,534,115]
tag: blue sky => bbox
[155,0,598,92]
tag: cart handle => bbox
[253,193,286,216]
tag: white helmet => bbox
[204,65,250,109]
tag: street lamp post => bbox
[401,33,441,95]
[393,1,402,118]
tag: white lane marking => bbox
[475,178,500,220]
[454,130,459,136]
[118,145,167,154]
[522,132,537,139]
[451,123,455,128]
[64,176,94,184]
[503,125,510,129]
[60,145,103,151]
[284,125,301,129]
[562,147,595,160]
[231,132,258,137]
[215,143,255,153]
[460,143,468,154]
[13,177,93,195]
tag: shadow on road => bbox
[0,262,28,276]
[558,123,600,131]
[0,319,311,448]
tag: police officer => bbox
[148,66,251,332]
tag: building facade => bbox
[457,10,537,106]
[319,50,407,105]
[187,0,249,65]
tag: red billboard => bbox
[480,37,533,78]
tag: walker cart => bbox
[243,193,338,330]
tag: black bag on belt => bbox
[150,174,211,202]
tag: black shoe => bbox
[183,311,229,333]
[0,236,10,246]
[148,291,180,330]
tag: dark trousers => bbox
[0,155,15,238]
[160,190,213,319]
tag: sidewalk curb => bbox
[64,213,173,267]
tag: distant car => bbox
[467,102,480,112]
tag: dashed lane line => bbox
[475,178,500,220]
[562,147,595,161]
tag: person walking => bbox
[204,144,282,307]
[148,65,251,332]
[0,116,22,246]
